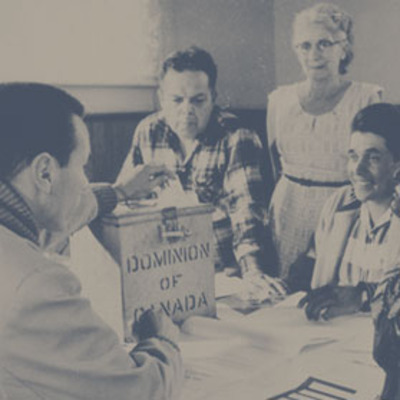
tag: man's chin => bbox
[353,187,372,202]
[174,125,199,140]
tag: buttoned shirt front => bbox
[338,205,398,286]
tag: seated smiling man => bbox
[0,83,183,399]
[118,46,285,303]
[294,103,400,320]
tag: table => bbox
[180,298,385,400]
[69,227,385,400]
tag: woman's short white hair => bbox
[293,2,354,74]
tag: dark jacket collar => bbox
[0,180,40,245]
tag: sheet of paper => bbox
[181,334,286,400]
[156,178,199,207]
[215,273,245,298]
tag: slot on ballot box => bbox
[101,202,216,342]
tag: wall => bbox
[0,0,161,113]
[3,0,275,113]
[159,0,275,109]
[273,0,400,102]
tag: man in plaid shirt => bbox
[118,47,286,303]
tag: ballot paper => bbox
[155,177,199,207]
[214,271,287,314]
[124,177,199,209]
[215,272,245,298]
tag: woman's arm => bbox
[266,94,282,183]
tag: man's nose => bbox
[180,100,195,114]
[354,157,368,176]
[309,44,322,59]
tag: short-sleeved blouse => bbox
[268,81,383,182]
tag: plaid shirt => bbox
[118,108,269,276]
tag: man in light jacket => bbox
[0,83,183,400]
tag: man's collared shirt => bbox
[118,108,268,275]
[339,204,399,286]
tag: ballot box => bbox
[101,203,216,342]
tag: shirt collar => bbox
[360,203,393,237]
[336,186,361,212]
[0,179,40,245]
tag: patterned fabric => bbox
[91,184,118,216]
[118,108,269,276]
[0,179,39,245]
[267,81,383,278]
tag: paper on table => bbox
[274,291,306,308]
[181,312,329,357]
[182,298,376,358]
[180,327,285,400]
[215,273,244,298]
[180,336,247,359]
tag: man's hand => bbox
[115,164,176,201]
[132,309,180,344]
[298,285,363,321]
[239,272,287,305]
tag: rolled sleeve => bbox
[223,129,268,276]
[91,184,118,217]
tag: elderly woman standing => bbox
[267,3,383,279]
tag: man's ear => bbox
[393,161,400,183]
[157,87,164,110]
[211,88,217,103]
[30,153,58,194]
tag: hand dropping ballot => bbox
[101,176,216,342]
[155,176,199,207]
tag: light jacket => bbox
[0,180,183,400]
[311,186,400,289]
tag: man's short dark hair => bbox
[160,46,218,90]
[351,102,400,161]
[0,83,85,180]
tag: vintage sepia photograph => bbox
[0,1,399,399]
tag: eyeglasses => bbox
[295,39,345,54]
